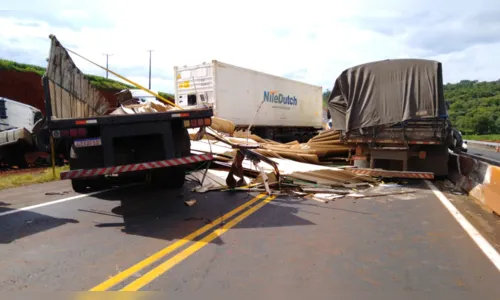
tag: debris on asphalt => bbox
[183,117,383,198]
[184,199,197,207]
[45,191,71,196]
[292,191,308,197]
[312,193,345,203]
[301,187,352,194]
[101,94,380,200]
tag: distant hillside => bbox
[0,59,135,90]
[445,80,500,135]
[322,80,500,135]
[0,59,174,99]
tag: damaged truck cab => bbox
[327,59,454,178]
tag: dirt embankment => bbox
[0,69,120,114]
[0,69,46,114]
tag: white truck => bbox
[0,97,44,167]
[174,60,323,142]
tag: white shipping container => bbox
[173,60,323,129]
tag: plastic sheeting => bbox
[45,34,110,119]
[327,59,446,132]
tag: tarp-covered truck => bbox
[39,35,214,192]
[173,60,323,143]
[327,58,454,178]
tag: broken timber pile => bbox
[230,128,352,165]
[108,101,374,195]
[188,118,376,195]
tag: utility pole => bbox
[147,50,154,89]
[103,53,113,78]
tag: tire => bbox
[150,127,189,189]
[71,179,88,193]
[354,158,370,169]
[302,132,312,143]
[150,167,185,189]
[409,145,449,177]
[14,152,28,169]
[165,167,186,189]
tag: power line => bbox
[103,53,113,78]
[147,50,154,89]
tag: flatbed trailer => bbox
[42,34,214,192]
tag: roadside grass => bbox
[0,59,45,76]
[463,134,500,142]
[0,58,175,98]
[0,165,69,191]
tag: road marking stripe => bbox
[120,194,277,291]
[425,180,500,272]
[0,186,127,217]
[89,193,268,291]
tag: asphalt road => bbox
[0,179,499,298]
[467,143,500,163]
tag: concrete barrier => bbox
[448,153,500,215]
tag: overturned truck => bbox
[328,59,454,178]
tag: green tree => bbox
[322,89,331,108]
[445,79,500,134]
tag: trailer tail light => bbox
[75,119,97,125]
[52,128,88,138]
[183,118,212,128]
[172,112,190,118]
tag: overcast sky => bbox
[1,0,500,93]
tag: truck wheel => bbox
[302,132,311,143]
[165,167,186,189]
[354,159,370,169]
[71,179,88,193]
[150,167,185,189]
[409,145,449,178]
[149,127,189,190]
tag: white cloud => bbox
[1,0,500,93]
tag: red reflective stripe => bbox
[60,154,213,180]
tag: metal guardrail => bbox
[460,151,500,167]
[465,140,500,148]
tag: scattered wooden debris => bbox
[106,97,379,198]
[312,193,345,203]
[346,190,416,199]
[184,199,197,207]
[301,187,352,194]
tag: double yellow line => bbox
[90,193,276,291]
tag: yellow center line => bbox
[121,195,277,291]
[90,193,267,291]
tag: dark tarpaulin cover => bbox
[327,59,446,132]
